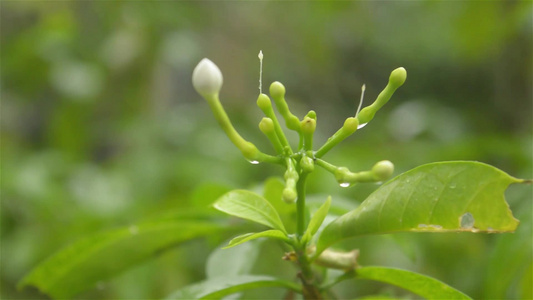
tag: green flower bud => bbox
[269,81,300,132]
[192,58,223,98]
[282,186,297,203]
[256,93,272,112]
[357,67,407,125]
[259,117,283,154]
[259,117,275,134]
[301,116,316,151]
[269,81,286,99]
[342,117,359,134]
[306,110,317,120]
[301,116,316,135]
[372,160,394,181]
[389,67,407,88]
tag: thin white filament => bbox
[258,50,264,94]
[356,84,366,117]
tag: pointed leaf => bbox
[214,190,287,233]
[18,220,225,299]
[355,266,471,299]
[303,196,331,243]
[317,161,523,254]
[224,230,289,249]
[165,275,301,299]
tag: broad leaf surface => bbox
[317,161,521,254]
[165,275,301,299]
[19,220,225,299]
[206,240,261,279]
[214,190,287,233]
[224,230,289,249]
[355,266,471,299]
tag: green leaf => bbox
[224,230,289,249]
[354,266,471,299]
[165,275,302,299]
[303,196,331,243]
[206,240,261,278]
[214,190,287,234]
[317,161,522,254]
[18,220,225,299]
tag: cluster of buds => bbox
[192,57,406,202]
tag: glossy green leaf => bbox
[18,220,225,299]
[303,196,331,243]
[317,161,522,254]
[355,266,471,299]
[223,230,289,249]
[165,275,301,299]
[214,190,287,234]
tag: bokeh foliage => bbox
[1,1,531,299]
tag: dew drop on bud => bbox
[339,182,350,188]
[249,160,260,165]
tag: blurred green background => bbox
[1,1,532,299]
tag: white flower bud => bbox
[192,58,223,98]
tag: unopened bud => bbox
[301,117,316,135]
[257,93,272,112]
[282,187,297,203]
[389,67,407,88]
[306,110,317,120]
[259,117,275,134]
[269,81,286,99]
[342,117,359,134]
[372,160,394,181]
[192,58,223,98]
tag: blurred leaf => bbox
[263,177,297,233]
[18,219,227,299]
[354,266,471,299]
[214,190,287,234]
[223,230,289,249]
[190,183,232,208]
[317,161,523,254]
[206,240,261,279]
[165,275,301,299]
[483,188,532,298]
[303,196,331,243]
[521,262,533,299]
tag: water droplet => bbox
[429,224,442,229]
[406,179,411,183]
[129,225,139,235]
[418,224,428,228]
[449,182,456,189]
[460,212,475,229]
[249,160,260,165]
[339,182,350,188]
[357,123,368,129]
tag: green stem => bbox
[296,172,308,238]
